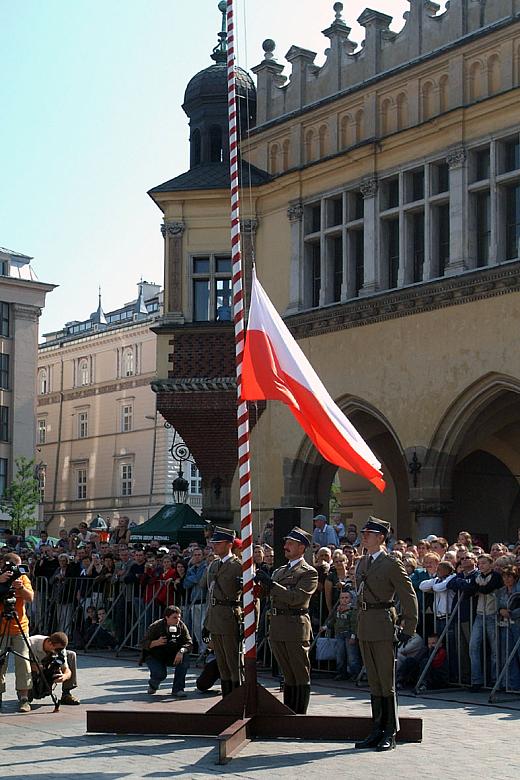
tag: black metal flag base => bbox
[86,681,423,764]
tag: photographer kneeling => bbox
[141,605,192,699]
[28,632,80,705]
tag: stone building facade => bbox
[0,247,54,520]
[151,1,520,543]
[37,282,202,535]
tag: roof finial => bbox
[333,2,344,21]
[211,1,228,63]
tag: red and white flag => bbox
[241,270,385,492]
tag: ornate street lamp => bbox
[167,428,195,505]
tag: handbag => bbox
[316,635,336,662]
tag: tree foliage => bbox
[0,456,41,534]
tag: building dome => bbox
[183,62,255,110]
[180,4,257,169]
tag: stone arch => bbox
[318,123,329,158]
[283,396,411,536]
[269,142,280,175]
[424,372,520,540]
[396,92,408,131]
[421,80,435,120]
[380,97,393,136]
[304,129,315,163]
[487,53,500,96]
[354,108,364,143]
[282,139,290,171]
[469,60,483,102]
[438,74,449,113]
[340,114,351,149]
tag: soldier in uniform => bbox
[254,527,318,714]
[204,527,243,697]
[354,516,418,751]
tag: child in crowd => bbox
[325,589,362,680]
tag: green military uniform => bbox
[354,516,418,752]
[356,551,418,695]
[264,526,318,714]
[204,553,243,695]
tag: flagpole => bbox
[225,0,257,710]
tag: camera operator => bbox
[141,605,192,698]
[0,552,34,712]
[27,631,80,705]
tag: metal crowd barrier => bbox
[30,576,520,699]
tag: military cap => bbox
[210,526,236,543]
[361,516,391,536]
[284,526,312,547]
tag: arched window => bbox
[340,115,351,149]
[396,92,408,131]
[304,129,315,164]
[421,81,435,120]
[354,109,364,143]
[191,128,201,166]
[282,139,290,171]
[39,369,48,395]
[439,75,449,113]
[318,124,329,158]
[209,125,223,162]
[380,98,392,135]
[487,54,500,96]
[469,61,483,102]
[79,360,89,386]
[269,143,279,175]
[124,349,134,377]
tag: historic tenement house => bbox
[151,1,520,543]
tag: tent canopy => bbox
[129,503,211,546]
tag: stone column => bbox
[161,221,185,322]
[285,202,304,314]
[445,147,468,275]
[359,177,378,295]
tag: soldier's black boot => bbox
[295,684,311,714]
[354,695,384,749]
[375,696,397,751]
[283,684,296,712]
[221,679,232,697]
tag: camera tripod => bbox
[0,600,60,712]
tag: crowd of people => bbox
[1,512,520,713]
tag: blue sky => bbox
[0,0,409,334]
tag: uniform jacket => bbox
[268,558,318,642]
[204,555,243,634]
[355,552,418,641]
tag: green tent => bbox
[129,504,211,547]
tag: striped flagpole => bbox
[225,0,257,686]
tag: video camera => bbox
[31,649,67,700]
[0,561,28,606]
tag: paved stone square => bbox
[0,653,518,780]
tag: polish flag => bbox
[241,270,385,492]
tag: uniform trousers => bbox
[212,625,241,683]
[359,639,396,697]
[270,639,310,685]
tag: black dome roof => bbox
[183,62,255,108]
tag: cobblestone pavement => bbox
[1,654,518,780]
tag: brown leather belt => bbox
[271,607,309,616]
[360,601,395,611]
